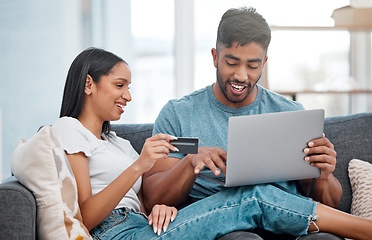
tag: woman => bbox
[52,47,372,240]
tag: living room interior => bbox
[0,0,371,187]
[1,0,372,239]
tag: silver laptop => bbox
[199,109,324,187]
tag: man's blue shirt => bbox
[153,84,305,202]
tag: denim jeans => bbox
[90,183,317,240]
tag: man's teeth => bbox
[230,83,245,91]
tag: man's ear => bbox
[84,75,94,95]
[211,48,218,68]
[263,56,268,67]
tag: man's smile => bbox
[228,81,250,96]
[230,83,245,91]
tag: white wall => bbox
[0,0,83,180]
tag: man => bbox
[143,7,343,240]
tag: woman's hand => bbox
[135,133,178,173]
[148,204,178,236]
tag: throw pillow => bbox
[11,126,91,240]
[348,158,372,220]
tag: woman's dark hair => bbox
[60,47,126,135]
[216,7,271,54]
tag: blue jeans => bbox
[90,184,317,240]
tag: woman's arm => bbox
[69,133,177,231]
[68,151,145,231]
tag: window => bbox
[268,29,350,92]
[193,0,372,117]
[0,0,176,180]
[194,0,350,89]
[126,0,175,124]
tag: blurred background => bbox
[1,0,372,181]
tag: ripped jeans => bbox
[90,183,318,240]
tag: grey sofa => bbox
[1,112,371,239]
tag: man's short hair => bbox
[216,7,271,54]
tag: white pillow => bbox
[348,158,372,220]
[11,126,91,240]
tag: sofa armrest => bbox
[0,177,37,239]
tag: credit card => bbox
[170,137,199,154]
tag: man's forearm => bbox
[142,155,197,212]
[308,174,342,208]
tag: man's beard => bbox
[216,68,262,104]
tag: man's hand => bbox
[148,204,177,236]
[304,134,337,180]
[300,133,342,208]
[191,146,227,175]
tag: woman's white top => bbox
[52,117,141,212]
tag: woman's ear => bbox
[84,75,94,95]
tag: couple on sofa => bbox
[50,6,372,240]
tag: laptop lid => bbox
[200,109,323,187]
[224,109,323,187]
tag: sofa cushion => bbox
[348,159,372,220]
[10,126,91,240]
[324,112,372,213]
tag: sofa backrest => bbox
[324,112,372,213]
[112,123,154,154]
[112,112,372,214]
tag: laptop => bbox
[199,109,324,187]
